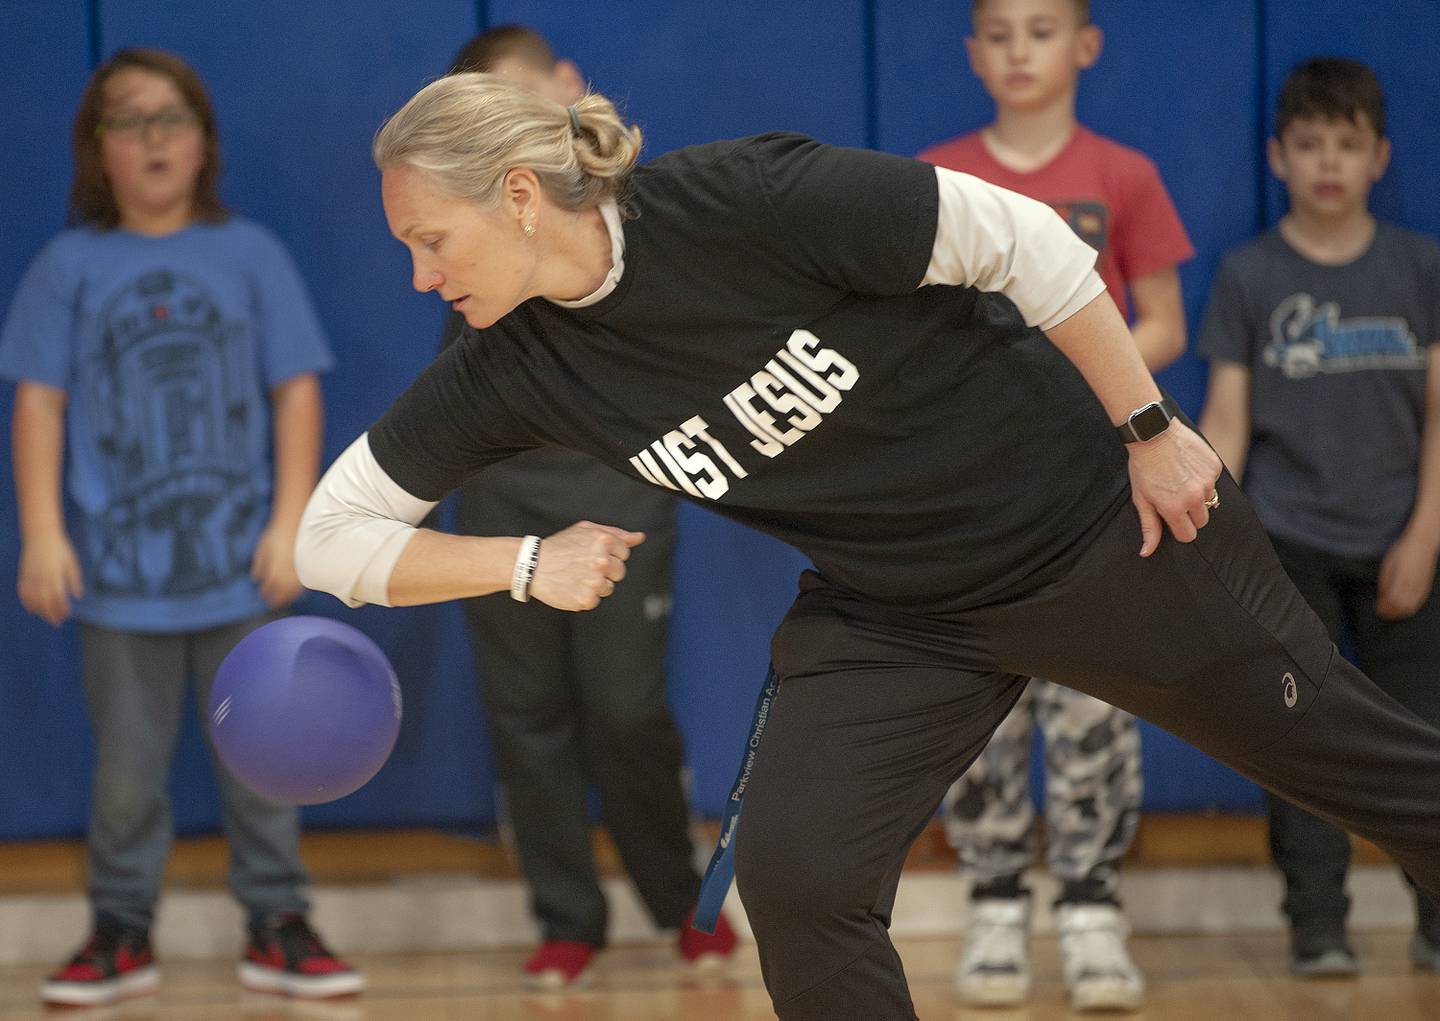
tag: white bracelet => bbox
[510,535,542,602]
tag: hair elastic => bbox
[566,105,582,137]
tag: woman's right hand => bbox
[18,533,84,627]
[529,521,645,611]
[1126,420,1223,557]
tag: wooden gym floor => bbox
[0,930,1437,1020]
[0,817,1433,1019]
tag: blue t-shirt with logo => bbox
[1199,223,1440,557]
[0,219,333,632]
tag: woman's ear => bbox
[502,167,542,223]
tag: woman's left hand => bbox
[251,523,303,607]
[1126,421,1223,557]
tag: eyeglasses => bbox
[96,107,201,141]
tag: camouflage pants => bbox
[942,678,1142,900]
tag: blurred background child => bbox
[920,0,1192,1011]
[0,48,360,1007]
[1199,56,1440,978]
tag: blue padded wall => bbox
[3,3,1438,837]
[0,4,96,837]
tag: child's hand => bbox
[251,524,303,608]
[18,533,84,627]
[1377,531,1439,620]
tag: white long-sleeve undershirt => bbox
[923,167,1105,330]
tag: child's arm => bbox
[1196,361,1253,480]
[1377,351,1440,620]
[1127,268,1187,372]
[12,381,83,626]
[252,373,323,607]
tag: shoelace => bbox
[71,928,125,965]
[1059,918,1134,979]
[269,917,327,961]
[967,918,1026,968]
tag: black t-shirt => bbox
[371,134,1129,613]
[439,310,676,536]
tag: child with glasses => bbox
[0,48,360,1007]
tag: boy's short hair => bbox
[971,0,1090,24]
[452,24,556,75]
[1276,57,1386,138]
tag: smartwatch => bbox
[1116,395,1180,444]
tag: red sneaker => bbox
[679,907,738,971]
[523,940,597,989]
[40,926,159,1006]
[239,913,365,998]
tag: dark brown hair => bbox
[69,48,227,229]
[1275,57,1386,139]
[451,24,557,75]
[972,0,1090,24]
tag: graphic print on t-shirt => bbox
[1265,292,1428,379]
[86,270,263,597]
[1050,200,1109,253]
[627,329,860,499]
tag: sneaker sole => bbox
[41,965,161,1006]
[238,961,367,998]
[685,951,733,973]
[1291,948,1360,978]
[524,966,593,991]
[956,975,1029,1007]
[1070,978,1145,1012]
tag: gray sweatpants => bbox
[80,616,309,932]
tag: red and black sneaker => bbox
[678,907,738,971]
[239,913,365,998]
[522,940,597,989]
[40,926,159,1006]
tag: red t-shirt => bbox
[919,126,1193,320]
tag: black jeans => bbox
[462,517,699,946]
[735,473,1440,1020]
[1265,533,1440,937]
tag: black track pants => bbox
[736,472,1440,1020]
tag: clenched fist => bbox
[529,521,645,611]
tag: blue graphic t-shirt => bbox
[0,219,333,632]
[1199,223,1440,557]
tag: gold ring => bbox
[1204,490,1220,510]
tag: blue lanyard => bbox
[692,665,781,934]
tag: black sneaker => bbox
[1290,920,1359,978]
[1410,930,1440,972]
[40,925,159,1006]
[239,913,365,998]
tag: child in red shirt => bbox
[920,0,1192,1012]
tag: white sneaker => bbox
[954,897,1030,1007]
[1056,903,1145,1013]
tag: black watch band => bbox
[1116,395,1181,444]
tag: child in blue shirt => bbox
[1,48,360,1006]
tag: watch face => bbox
[1131,403,1171,441]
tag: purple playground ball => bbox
[209,616,402,805]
